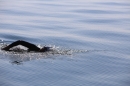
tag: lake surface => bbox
[0,0,130,86]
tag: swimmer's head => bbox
[39,47,51,52]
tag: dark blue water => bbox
[0,0,130,86]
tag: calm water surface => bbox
[0,0,130,86]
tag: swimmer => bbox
[1,40,52,52]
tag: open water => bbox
[0,0,130,86]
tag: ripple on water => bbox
[0,0,130,86]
